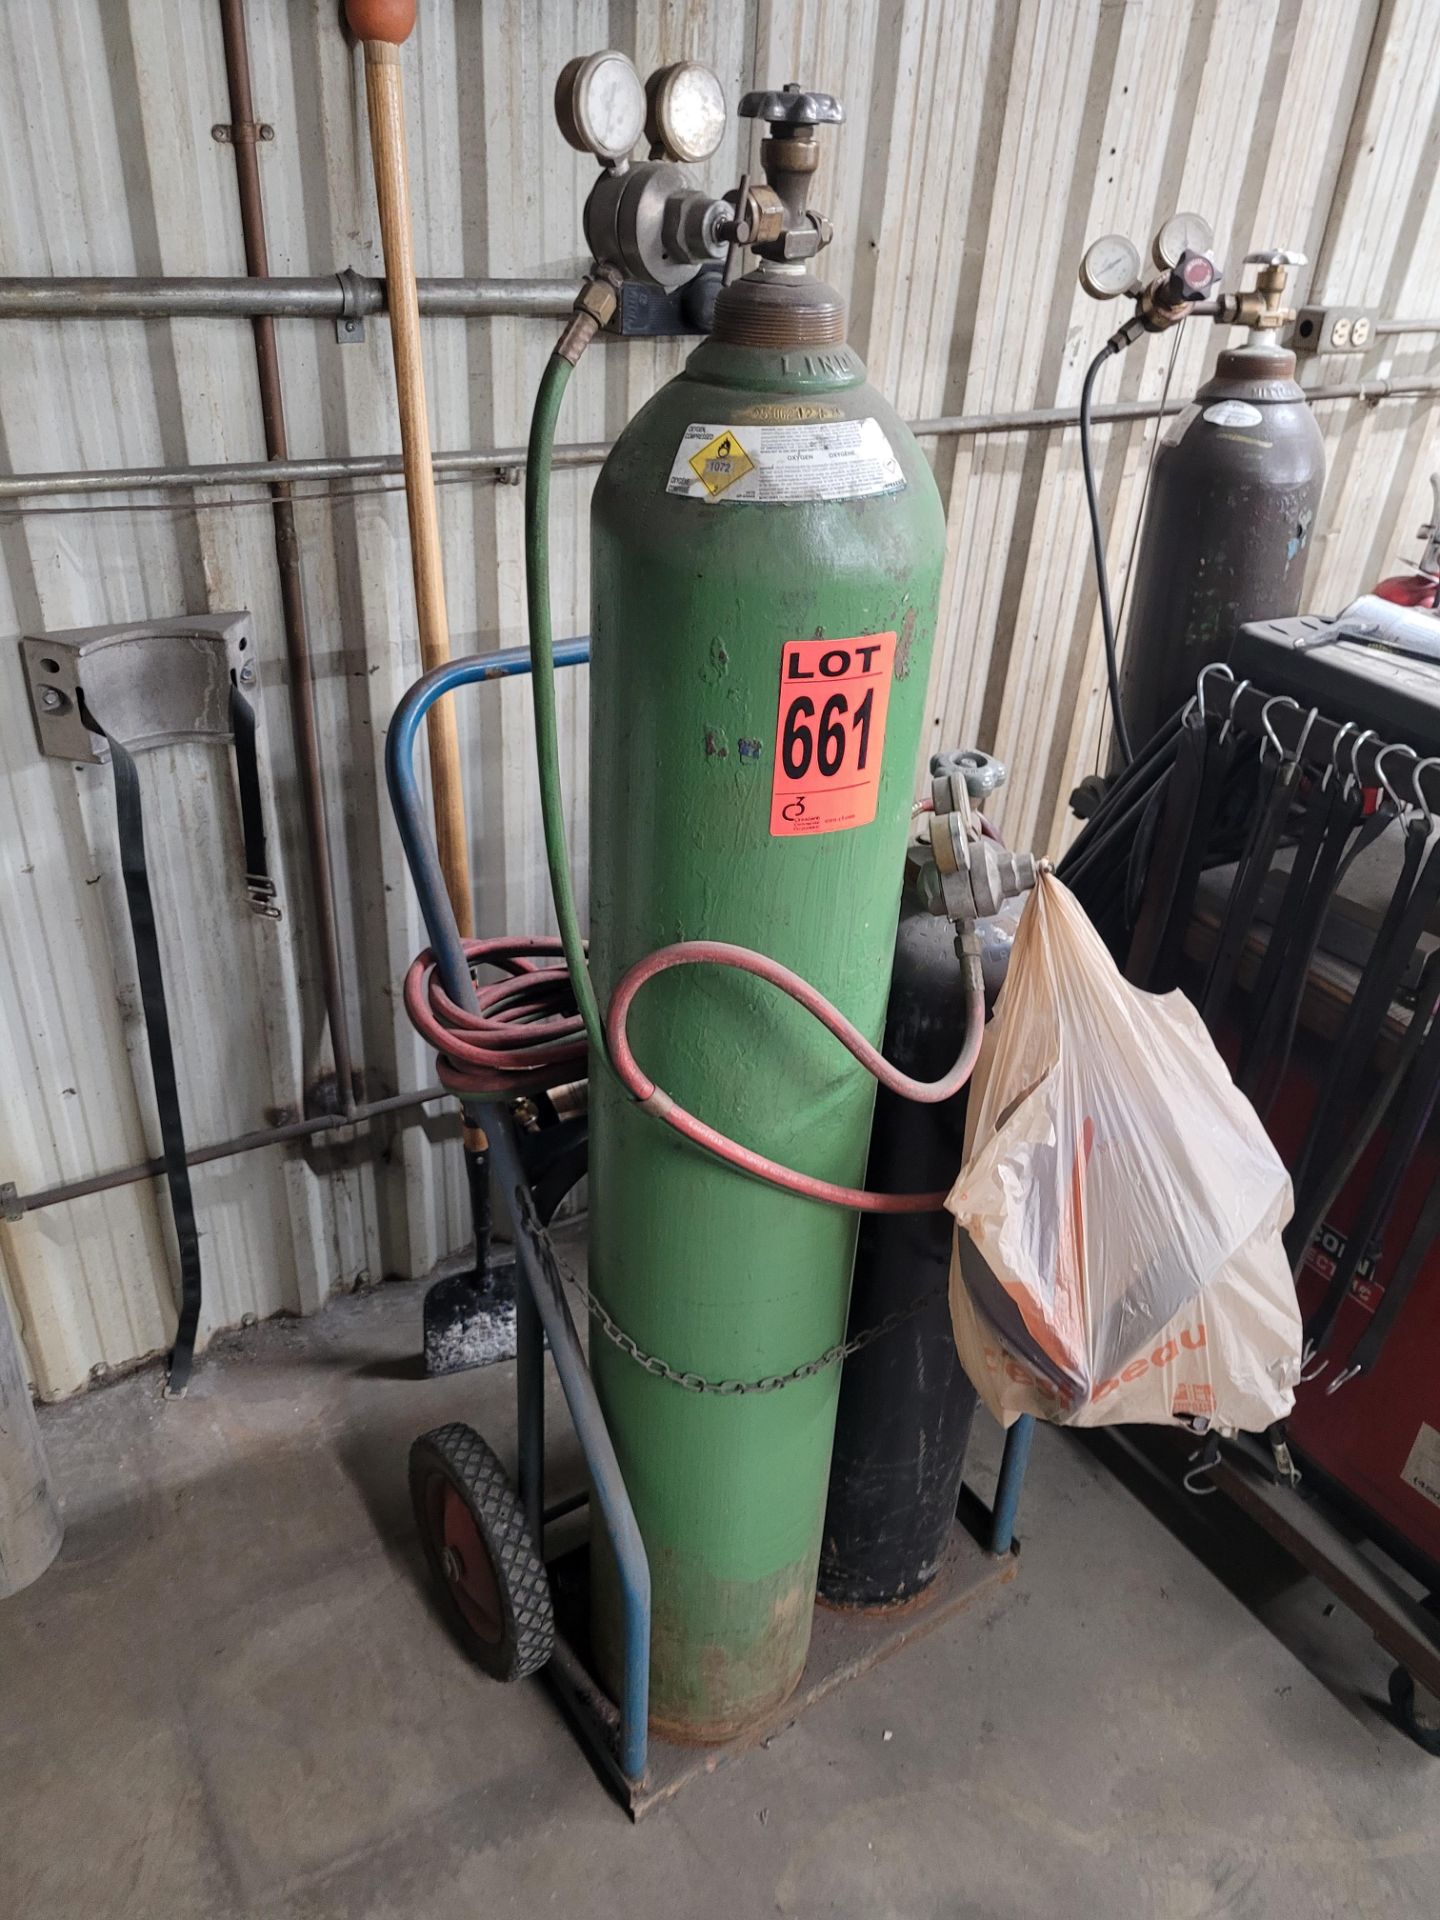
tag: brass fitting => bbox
[732,85,844,266]
[1211,249,1305,334]
[556,269,622,364]
[721,182,787,251]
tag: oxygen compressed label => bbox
[666,418,905,504]
[770,633,895,837]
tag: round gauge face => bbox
[1079,233,1141,300]
[1153,211,1214,270]
[560,51,645,163]
[650,63,726,163]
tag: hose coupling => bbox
[557,268,622,364]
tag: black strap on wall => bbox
[1199,753,1291,1025]
[1236,776,1365,1102]
[1123,781,1166,930]
[1341,1172,1440,1383]
[1151,721,1240,991]
[1060,740,1180,898]
[1060,708,1185,878]
[1125,706,1208,987]
[1290,817,1438,1205]
[1286,948,1440,1271]
[229,681,279,918]
[1304,989,1440,1356]
[83,683,272,1394]
[104,729,205,1395]
[1235,773,1333,1072]
[1255,797,1384,1118]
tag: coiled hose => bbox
[404,340,986,1214]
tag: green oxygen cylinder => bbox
[585,90,946,1741]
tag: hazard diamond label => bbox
[667,418,905,504]
[687,429,755,496]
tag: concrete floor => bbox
[3,1238,1438,1920]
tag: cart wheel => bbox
[409,1422,554,1680]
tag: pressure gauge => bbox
[1152,211,1214,271]
[1079,233,1141,301]
[646,62,726,164]
[555,51,646,165]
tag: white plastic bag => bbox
[946,871,1302,1431]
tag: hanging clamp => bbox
[246,872,283,920]
[1268,1431,1302,1487]
[334,266,368,344]
[212,120,274,146]
[1183,1433,1223,1495]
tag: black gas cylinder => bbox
[818,854,1014,1609]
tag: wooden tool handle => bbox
[360,34,474,937]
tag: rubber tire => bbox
[409,1422,554,1681]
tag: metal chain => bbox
[566,1272,949,1395]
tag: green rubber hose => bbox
[525,348,609,1062]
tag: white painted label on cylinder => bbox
[665,418,905,504]
[1202,400,1264,428]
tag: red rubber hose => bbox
[405,933,985,1212]
[605,940,985,1213]
[404,935,587,1084]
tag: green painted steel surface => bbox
[586,327,945,1739]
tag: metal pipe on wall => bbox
[0,279,1435,341]
[0,442,607,498]
[0,275,578,319]
[3,1084,451,1217]
[3,379,1437,503]
[218,0,355,1111]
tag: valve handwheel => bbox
[737,83,845,126]
[410,1422,554,1680]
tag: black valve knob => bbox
[737,83,845,131]
[1164,249,1220,303]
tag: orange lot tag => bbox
[770,633,895,837]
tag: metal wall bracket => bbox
[611,268,720,337]
[334,266,367,344]
[21,613,253,765]
[211,121,274,146]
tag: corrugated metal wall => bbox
[1,0,1437,1397]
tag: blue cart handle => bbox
[384,639,591,1007]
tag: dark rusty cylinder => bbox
[1119,343,1326,747]
[818,865,1015,1610]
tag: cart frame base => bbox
[542,1501,1019,1820]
